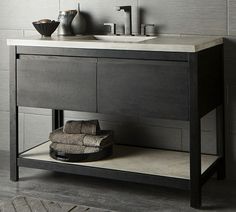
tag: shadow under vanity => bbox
[7,35,224,209]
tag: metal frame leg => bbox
[10,46,19,182]
[189,53,202,208]
[52,109,64,130]
[10,106,19,181]
[216,105,226,180]
[190,115,202,208]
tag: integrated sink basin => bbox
[91,35,156,43]
[63,35,157,43]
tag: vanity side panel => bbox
[197,45,223,117]
[97,58,189,120]
[17,55,97,112]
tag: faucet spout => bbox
[116,6,132,35]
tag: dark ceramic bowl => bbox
[32,21,60,37]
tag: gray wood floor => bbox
[1,195,113,212]
[0,150,236,212]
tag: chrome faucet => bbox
[116,6,132,35]
[104,23,116,35]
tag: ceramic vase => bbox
[71,3,87,35]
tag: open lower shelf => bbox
[19,141,219,180]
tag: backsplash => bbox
[60,0,227,35]
[0,0,230,35]
[0,0,236,179]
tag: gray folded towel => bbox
[49,128,113,147]
[63,120,100,135]
[50,142,106,154]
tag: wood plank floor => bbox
[0,150,236,211]
[1,196,112,212]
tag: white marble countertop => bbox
[7,34,223,53]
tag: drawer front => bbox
[17,56,97,112]
[98,59,189,120]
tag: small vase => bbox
[71,3,87,35]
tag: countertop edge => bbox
[194,37,223,52]
[6,37,224,53]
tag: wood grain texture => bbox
[98,58,189,120]
[17,56,97,112]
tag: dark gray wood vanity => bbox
[8,35,225,209]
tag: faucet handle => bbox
[104,23,116,35]
[116,6,131,12]
[141,24,155,36]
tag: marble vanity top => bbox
[7,34,223,53]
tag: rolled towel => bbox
[50,143,113,162]
[50,128,85,146]
[49,128,113,147]
[50,142,107,154]
[83,133,113,147]
[63,120,100,135]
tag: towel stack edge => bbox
[50,143,113,154]
[63,120,100,135]
[49,120,113,158]
[49,128,113,148]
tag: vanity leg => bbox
[52,110,64,130]
[10,106,19,182]
[10,46,19,182]
[189,53,202,208]
[190,112,202,208]
[216,105,226,180]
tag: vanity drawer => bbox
[98,58,189,120]
[17,55,97,112]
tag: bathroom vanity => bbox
[7,35,224,209]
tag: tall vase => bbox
[71,3,87,35]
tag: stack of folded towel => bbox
[49,120,113,162]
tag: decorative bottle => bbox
[71,3,87,35]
